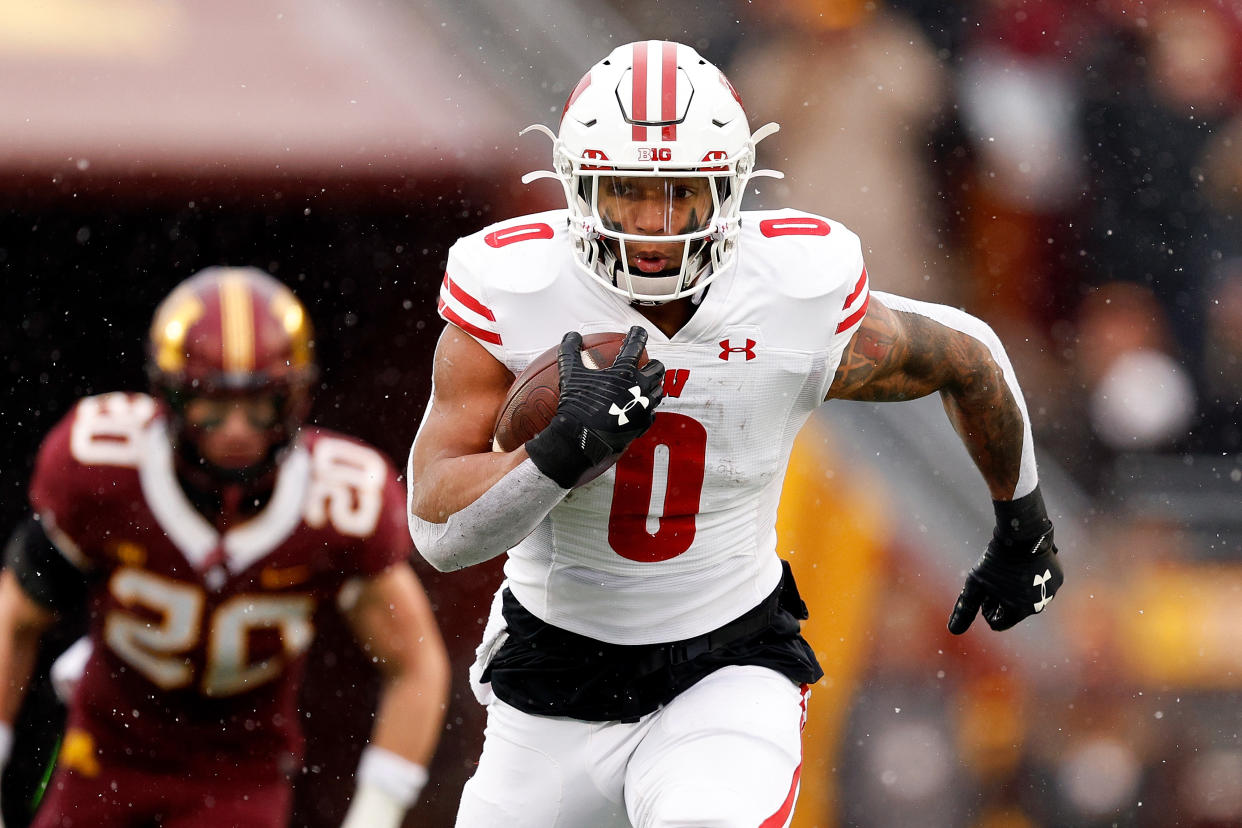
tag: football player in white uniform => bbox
[407,40,1064,827]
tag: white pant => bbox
[456,665,807,828]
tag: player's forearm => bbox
[341,665,449,828]
[407,452,569,571]
[0,577,47,726]
[0,633,39,729]
[941,365,1031,500]
[367,663,450,768]
[408,447,530,523]
[869,293,1039,500]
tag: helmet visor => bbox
[594,176,717,237]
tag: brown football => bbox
[492,332,649,452]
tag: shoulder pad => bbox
[450,210,570,296]
[740,209,865,300]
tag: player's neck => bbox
[173,452,277,531]
[632,296,697,338]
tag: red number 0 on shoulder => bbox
[484,222,555,248]
[759,216,830,237]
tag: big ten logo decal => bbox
[637,147,673,162]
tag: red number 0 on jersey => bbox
[607,413,706,562]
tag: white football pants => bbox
[456,664,807,828]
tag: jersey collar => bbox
[138,420,311,579]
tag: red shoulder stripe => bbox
[438,298,502,345]
[843,266,868,308]
[835,293,870,334]
[442,273,496,322]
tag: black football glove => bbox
[525,326,665,489]
[947,485,1064,634]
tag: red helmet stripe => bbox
[631,41,648,141]
[661,41,678,141]
[219,272,255,372]
[562,71,592,123]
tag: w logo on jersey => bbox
[619,41,693,142]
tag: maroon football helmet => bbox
[147,267,317,480]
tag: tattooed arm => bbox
[826,291,1031,500]
[827,291,1063,634]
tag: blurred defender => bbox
[409,40,1065,827]
[0,268,449,828]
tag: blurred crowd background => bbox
[2,0,1241,826]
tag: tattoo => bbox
[828,300,1024,498]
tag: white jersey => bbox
[440,208,869,645]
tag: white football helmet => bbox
[523,40,782,304]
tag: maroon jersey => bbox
[28,392,410,781]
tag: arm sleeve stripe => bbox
[443,273,496,322]
[437,298,503,345]
[843,265,868,308]
[835,293,870,334]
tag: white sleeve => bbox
[405,392,569,572]
[407,458,567,572]
[872,290,1039,499]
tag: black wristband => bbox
[991,485,1053,547]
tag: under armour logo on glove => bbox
[525,326,665,489]
[609,386,650,425]
[947,486,1064,635]
[1032,569,1054,612]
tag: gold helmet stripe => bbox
[219,270,255,373]
[152,286,204,373]
[269,286,313,369]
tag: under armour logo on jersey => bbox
[609,386,650,425]
[719,339,756,361]
[1032,569,1054,613]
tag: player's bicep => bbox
[826,293,982,402]
[413,325,514,465]
[407,324,529,523]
